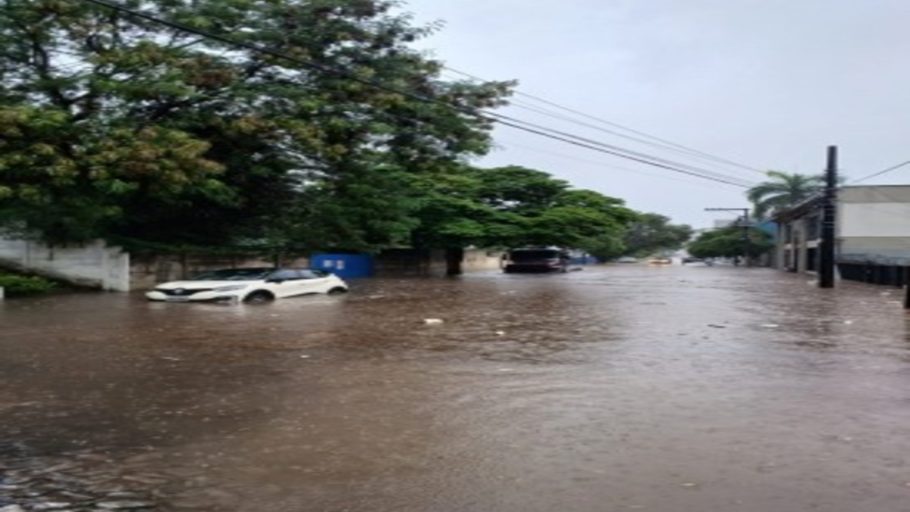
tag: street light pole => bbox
[705,207,752,266]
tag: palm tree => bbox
[747,171,825,219]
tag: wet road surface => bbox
[2,265,910,511]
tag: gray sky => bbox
[401,0,910,227]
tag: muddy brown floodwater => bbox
[3,265,910,511]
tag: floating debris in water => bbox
[96,501,156,509]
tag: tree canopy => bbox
[0,0,510,246]
[687,226,773,260]
[747,171,824,219]
[410,166,637,256]
[0,0,682,264]
[621,213,693,257]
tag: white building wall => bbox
[0,238,130,291]
[840,202,910,238]
[463,249,505,272]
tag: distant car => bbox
[145,268,349,304]
[616,256,638,263]
[648,257,673,265]
[503,247,569,273]
[681,256,703,264]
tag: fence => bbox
[837,262,908,287]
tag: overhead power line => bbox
[495,96,760,180]
[851,159,910,184]
[79,0,754,189]
[484,113,756,187]
[444,67,767,175]
[498,138,737,191]
[491,119,749,188]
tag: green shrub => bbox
[0,273,56,296]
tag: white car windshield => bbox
[190,268,273,281]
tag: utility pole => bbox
[819,146,838,288]
[705,207,751,266]
[905,267,910,310]
[740,210,751,267]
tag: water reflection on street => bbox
[2,265,910,511]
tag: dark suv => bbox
[503,248,569,273]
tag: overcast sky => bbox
[400,0,910,227]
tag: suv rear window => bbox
[510,250,561,262]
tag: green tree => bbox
[410,168,523,251]
[409,165,637,273]
[470,167,636,250]
[0,0,512,248]
[687,227,773,261]
[747,171,824,219]
[622,213,692,257]
[578,234,626,261]
[472,165,569,215]
[526,189,634,248]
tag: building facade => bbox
[774,185,910,285]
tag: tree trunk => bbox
[445,248,464,276]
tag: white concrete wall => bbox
[840,202,910,238]
[838,187,910,264]
[0,238,130,291]
[463,249,505,272]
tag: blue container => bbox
[311,253,374,279]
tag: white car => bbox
[146,267,349,304]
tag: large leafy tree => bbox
[622,213,692,257]
[687,226,773,262]
[409,165,638,273]
[0,0,512,247]
[747,171,824,219]
[410,168,523,252]
[469,166,636,250]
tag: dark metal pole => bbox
[819,146,838,288]
[905,266,910,310]
[741,208,750,267]
[904,267,910,311]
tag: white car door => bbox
[265,269,306,298]
[297,270,333,294]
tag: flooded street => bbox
[3,265,910,511]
